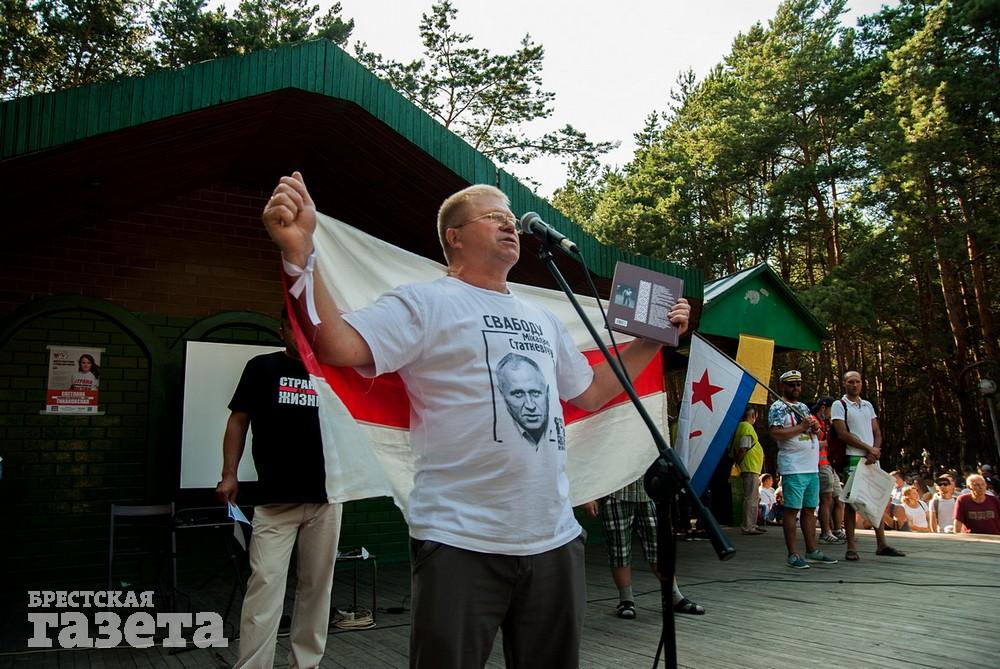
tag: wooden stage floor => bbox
[3,527,998,668]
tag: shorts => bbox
[782,472,820,510]
[842,454,864,482]
[819,464,843,496]
[598,497,657,568]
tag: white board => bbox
[180,341,282,489]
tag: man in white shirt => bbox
[929,474,959,533]
[767,370,837,569]
[830,370,905,560]
[261,174,691,669]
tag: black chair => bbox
[107,502,177,601]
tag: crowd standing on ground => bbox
[732,369,1000,573]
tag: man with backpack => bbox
[830,370,905,561]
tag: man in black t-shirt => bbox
[216,307,341,669]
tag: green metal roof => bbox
[0,39,702,299]
[699,263,827,351]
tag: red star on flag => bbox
[691,370,724,411]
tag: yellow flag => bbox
[736,334,774,405]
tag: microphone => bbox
[518,212,579,255]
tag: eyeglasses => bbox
[458,211,516,228]
[936,481,952,486]
[784,381,802,387]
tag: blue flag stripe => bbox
[689,372,758,496]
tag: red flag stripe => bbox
[561,349,664,423]
[285,281,665,429]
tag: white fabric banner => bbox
[307,213,666,518]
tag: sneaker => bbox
[819,532,840,544]
[833,529,847,541]
[616,600,636,619]
[786,554,810,569]
[805,549,839,565]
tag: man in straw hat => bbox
[768,370,838,569]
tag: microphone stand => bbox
[532,241,735,669]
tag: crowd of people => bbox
[757,468,1000,536]
[734,368,1000,569]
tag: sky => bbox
[287,0,895,196]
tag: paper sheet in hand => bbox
[227,502,250,525]
[606,262,683,347]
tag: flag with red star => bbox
[675,334,760,495]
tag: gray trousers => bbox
[409,534,587,669]
[741,472,761,531]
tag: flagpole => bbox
[691,332,812,422]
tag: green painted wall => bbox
[699,275,822,352]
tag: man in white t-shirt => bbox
[929,474,959,533]
[768,370,838,569]
[261,174,691,669]
[830,370,905,560]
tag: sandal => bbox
[844,550,860,561]
[616,600,636,619]
[876,546,906,557]
[673,597,705,615]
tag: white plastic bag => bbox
[841,462,895,528]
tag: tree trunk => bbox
[925,174,981,469]
[820,341,837,396]
[964,226,998,361]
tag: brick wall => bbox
[0,181,417,592]
[338,500,409,564]
[0,309,151,588]
[0,184,284,318]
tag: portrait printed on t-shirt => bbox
[481,314,566,452]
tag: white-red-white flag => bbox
[287,213,668,519]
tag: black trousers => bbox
[409,534,587,669]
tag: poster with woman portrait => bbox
[45,345,104,414]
